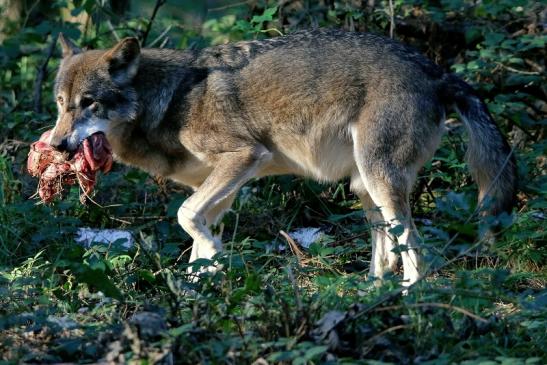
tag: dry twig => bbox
[373,302,488,323]
[495,61,541,75]
[279,230,307,266]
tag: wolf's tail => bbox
[441,74,517,217]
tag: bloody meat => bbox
[27,130,113,203]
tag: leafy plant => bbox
[0,0,545,364]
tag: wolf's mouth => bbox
[68,132,111,161]
[81,132,112,169]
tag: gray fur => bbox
[48,29,517,286]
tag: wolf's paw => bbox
[186,261,224,282]
[372,277,384,288]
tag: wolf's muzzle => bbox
[49,135,69,152]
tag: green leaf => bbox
[268,351,294,362]
[137,269,156,283]
[74,265,123,300]
[467,60,481,70]
[244,273,261,293]
[484,32,505,46]
[251,6,278,25]
[465,27,482,44]
[388,224,405,237]
[234,19,253,33]
[304,345,328,360]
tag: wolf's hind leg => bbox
[178,146,272,270]
[351,130,422,287]
[351,175,398,283]
[363,182,421,287]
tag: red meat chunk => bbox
[27,130,113,203]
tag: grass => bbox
[0,1,545,362]
[0,139,545,363]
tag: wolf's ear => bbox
[58,33,81,58]
[103,37,141,86]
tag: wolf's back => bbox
[196,30,517,219]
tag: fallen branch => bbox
[495,61,541,76]
[373,302,488,323]
[280,230,307,266]
[524,58,544,73]
[362,324,408,355]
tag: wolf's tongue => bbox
[82,133,113,173]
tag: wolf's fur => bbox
[49,30,516,286]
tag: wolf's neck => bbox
[133,48,198,131]
[109,48,210,177]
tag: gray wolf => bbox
[47,29,516,286]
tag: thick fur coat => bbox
[48,29,516,286]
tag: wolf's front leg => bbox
[179,206,222,263]
[186,194,234,265]
[176,146,271,278]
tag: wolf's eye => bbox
[57,96,64,105]
[80,97,95,109]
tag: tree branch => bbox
[33,34,56,114]
[141,0,167,47]
[388,0,395,38]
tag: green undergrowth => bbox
[0,158,545,363]
[1,0,545,364]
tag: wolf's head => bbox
[48,34,140,152]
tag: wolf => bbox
[48,29,516,286]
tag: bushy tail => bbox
[442,74,517,217]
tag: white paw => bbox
[186,260,223,282]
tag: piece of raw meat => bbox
[27,129,113,203]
